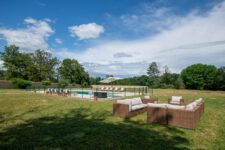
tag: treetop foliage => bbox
[181,64,217,90]
[58,58,90,85]
[0,45,90,87]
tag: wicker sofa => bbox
[147,98,205,130]
[113,97,158,118]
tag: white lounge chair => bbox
[100,87,105,91]
[120,88,124,92]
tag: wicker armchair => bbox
[167,105,201,130]
[168,97,185,105]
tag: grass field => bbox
[0,89,225,150]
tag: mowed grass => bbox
[0,89,224,150]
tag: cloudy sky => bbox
[0,0,225,77]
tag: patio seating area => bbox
[113,96,205,130]
[1,89,224,149]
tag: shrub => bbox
[72,82,76,86]
[181,64,217,90]
[59,80,69,87]
[11,78,32,89]
[41,80,52,86]
[173,79,181,89]
[81,81,88,87]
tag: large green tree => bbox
[161,65,170,85]
[181,64,217,90]
[31,49,59,81]
[58,59,90,85]
[147,62,160,87]
[0,45,33,80]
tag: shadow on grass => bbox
[0,108,189,150]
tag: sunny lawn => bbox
[0,89,224,149]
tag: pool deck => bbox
[34,90,145,101]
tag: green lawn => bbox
[0,89,224,150]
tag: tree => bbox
[213,66,225,90]
[161,65,170,85]
[90,77,101,85]
[181,64,217,90]
[0,70,6,80]
[0,45,33,80]
[58,59,90,85]
[32,49,59,81]
[147,62,160,87]
[160,65,182,89]
[169,74,182,89]
[80,71,90,86]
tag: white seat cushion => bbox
[195,98,203,104]
[185,104,194,110]
[131,97,143,106]
[167,104,185,110]
[144,96,150,99]
[147,103,167,108]
[131,104,147,111]
[171,96,182,104]
[185,102,197,110]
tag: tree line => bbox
[112,62,225,91]
[0,45,90,87]
[0,45,224,90]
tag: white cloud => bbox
[55,38,62,44]
[113,52,132,58]
[56,1,225,75]
[120,3,176,32]
[0,18,54,52]
[68,23,104,40]
[44,18,51,22]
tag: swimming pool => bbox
[72,91,93,95]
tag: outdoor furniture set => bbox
[113,96,205,130]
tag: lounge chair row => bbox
[100,87,124,92]
[113,96,205,130]
[46,88,71,95]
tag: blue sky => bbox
[0,0,225,77]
